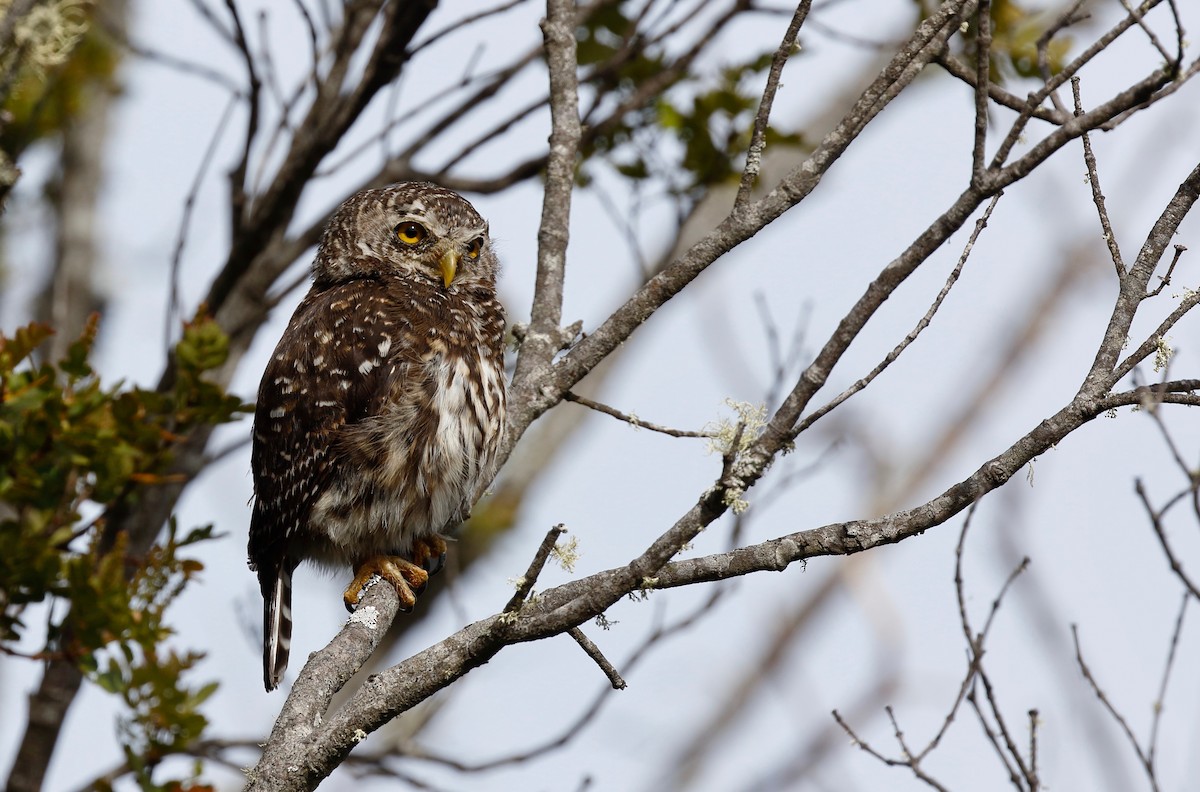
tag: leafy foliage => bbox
[0,313,247,787]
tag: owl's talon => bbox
[344,555,428,612]
[428,552,446,575]
[410,535,449,575]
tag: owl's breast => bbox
[308,335,505,564]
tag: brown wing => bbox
[247,277,422,690]
[247,278,415,578]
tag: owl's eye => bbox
[395,222,427,245]
[465,237,484,259]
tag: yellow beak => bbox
[439,250,459,288]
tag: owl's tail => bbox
[263,566,293,691]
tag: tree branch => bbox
[510,0,582,395]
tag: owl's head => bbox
[314,182,497,291]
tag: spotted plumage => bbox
[248,183,506,691]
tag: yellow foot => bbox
[343,555,429,613]
[409,534,448,575]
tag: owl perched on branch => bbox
[248,183,507,691]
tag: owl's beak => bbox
[439,250,459,288]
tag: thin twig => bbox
[832,708,951,792]
[1035,0,1089,116]
[1146,244,1186,298]
[562,391,714,439]
[504,525,568,612]
[223,0,263,235]
[1072,624,1160,792]
[796,193,1003,437]
[1072,76,1125,277]
[117,38,243,94]
[887,707,952,792]
[935,51,1067,124]
[1148,593,1188,769]
[977,667,1036,788]
[989,0,1165,171]
[1136,480,1200,600]
[165,93,239,352]
[567,628,627,690]
[183,0,235,43]
[288,0,321,82]
[1119,0,1174,65]
[1028,709,1040,787]
[953,505,1037,789]
[1141,383,1195,481]
[734,0,812,207]
[408,0,527,57]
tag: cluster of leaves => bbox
[575,4,806,202]
[87,523,219,792]
[0,314,246,789]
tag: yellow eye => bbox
[395,222,426,245]
[465,237,483,259]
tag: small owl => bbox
[248,183,507,691]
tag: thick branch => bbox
[510,0,582,393]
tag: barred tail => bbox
[263,566,293,691]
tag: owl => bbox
[248,183,507,691]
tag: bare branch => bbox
[989,0,1170,170]
[567,627,627,690]
[734,0,812,207]
[562,391,715,439]
[408,0,528,57]
[1072,76,1125,277]
[796,192,1002,436]
[1148,593,1189,769]
[1146,244,1186,298]
[1036,0,1089,116]
[1072,624,1160,792]
[1137,480,1200,600]
[165,94,240,352]
[1087,160,1200,392]
[970,0,992,186]
[505,524,568,613]
[935,51,1067,124]
[507,0,980,454]
[223,0,263,237]
[509,0,582,394]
